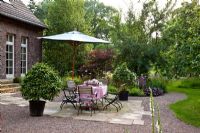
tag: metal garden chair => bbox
[96,78,123,111]
[103,92,123,112]
[77,85,98,116]
[60,80,78,109]
[103,84,123,112]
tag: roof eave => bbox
[0,12,47,29]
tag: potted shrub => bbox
[118,84,129,101]
[13,77,22,83]
[112,63,136,101]
[21,63,62,116]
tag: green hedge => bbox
[129,87,144,96]
[178,78,200,89]
[148,78,168,93]
[108,84,118,93]
[63,76,83,85]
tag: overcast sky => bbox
[21,0,190,17]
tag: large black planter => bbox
[119,91,129,101]
[29,100,46,116]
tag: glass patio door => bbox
[6,34,14,79]
[21,37,28,76]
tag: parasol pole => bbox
[72,42,75,80]
[72,41,78,80]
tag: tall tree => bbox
[115,5,150,75]
[139,0,177,73]
[161,1,200,77]
[34,0,50,23]
[27,0,38,13]
[84,0,119,40]
[113,0,177,75]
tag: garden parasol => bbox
[38,30,110,79]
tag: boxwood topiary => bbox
[20,63,62,101]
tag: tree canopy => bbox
[28,0,200,78]
[161,1,200,77]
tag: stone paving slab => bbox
[0,102,10,105]
[109,118,133,125]
[133,111,151,115]
[132,119,145,125]
[0,93,28,106]
[18,104,27,107]
[120,113,143,120]
[0,93,151,126]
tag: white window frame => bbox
[21,37,28,77]
[6,34,14,79]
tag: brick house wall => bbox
[0,16,43,79]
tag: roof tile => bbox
[0,0,46,28]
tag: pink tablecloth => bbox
[78,84,107,99]
[92,85,107,99]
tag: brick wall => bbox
[0,16,44,79]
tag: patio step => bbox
[0,79,20,93]
[0,79,13,84]
[0,86,20,93]
[0,83,20,89]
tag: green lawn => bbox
[167,79,200,127]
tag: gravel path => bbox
[1,92,200,133]
[154,93,200,133]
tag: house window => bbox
[21,37,28,76]
[6,34,14,78]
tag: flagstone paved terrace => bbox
[1,92,200,133]
[0,93,151,126]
